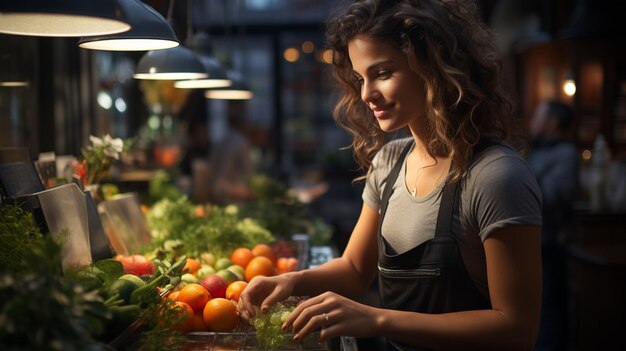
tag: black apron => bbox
[377,141,492,351]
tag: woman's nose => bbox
[361,81,380,104]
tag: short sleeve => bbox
[465,149,543,241]
[362,138,412,212]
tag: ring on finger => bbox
[322,312,330,327]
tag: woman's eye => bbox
[377,70,391,79]
[353,76,364,85]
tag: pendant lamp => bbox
[78,0,179,51]
[202,1,252,100]
[174,32,231,89]
[0,0,130,37]
[133,46,207,80]
[132,0,206,80]
[0,52,29,87]
[205,79,253,100]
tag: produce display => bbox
[156,242,300,336]
[0,171,336,350]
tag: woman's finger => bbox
[260,285,286,313]
[282,294,325,330]
[293,310,337,343]
[290,301,330,336]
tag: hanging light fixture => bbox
[204,83,253,100]
[78,0,179,51]
[205,71,252,100]
[133,46,207,80]
[0,53,29,87]
[174,32,231,89]
[132,0,206,80]
[204,0,252,100]
[0,0,130,37]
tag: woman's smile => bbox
[372,103,395,119]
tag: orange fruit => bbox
[167,291,180,301]
[189,312,207,332]
[276,257,299,274]
[230,247,255,268]
[171,300,194,333]
[244,256,276,282]
[203,298,239,332]
[183,258,202,275]
[194,206,205,217]
[225,281,248,302]
[251,244,276,264]
[177,283,211,313]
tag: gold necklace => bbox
[410,153,438,197]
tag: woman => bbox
[238,0,542,350]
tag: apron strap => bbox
[379,138,497,238]
[379,140,414,223]
[434,179,458,238]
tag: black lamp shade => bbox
[133,46,208,80]
[78,0,179,51]
[205,80,253,100]
[174,54,232,89]
[0,0,130,37]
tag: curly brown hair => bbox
[325,0,522,182]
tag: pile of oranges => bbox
[164,243,299,333]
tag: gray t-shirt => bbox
[363,137,542,297]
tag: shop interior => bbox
[1,0,625,350]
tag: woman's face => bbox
[348,35,427,133]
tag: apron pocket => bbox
[378,265,441,278]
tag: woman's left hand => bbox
[283,291,380,343]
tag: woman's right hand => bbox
[237,271,299,321]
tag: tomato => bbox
[116,254,154,276]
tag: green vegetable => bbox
[108,278,142,304]
[130,256,187,307]
[146,197,274,258]
[119,273,146,287]
[107,304,141,336]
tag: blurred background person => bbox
[207,100,256,205]
[527,100,580,351]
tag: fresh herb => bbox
[148,170,184,204]
[0,205,46,275]
[147,197,273,259]
[241,176,333,245]
[0,208,110,350]
[137,299,186,351]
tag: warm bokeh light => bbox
[320,49,333,64]
[301,41,315,54]
[563,79,576,96]
[205,89,253,100]
[582,149,592,161]
[283,47,300,62]
[0,81,29,87]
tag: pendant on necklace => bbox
[411,187,416,197]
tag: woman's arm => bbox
[238,203,380,316]
[292,203,381,298]
[373,224,542,350]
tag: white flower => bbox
[97,134,124,159]
[110,138,124,153]
[89,135,103,147]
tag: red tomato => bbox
[116,254,154,276]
